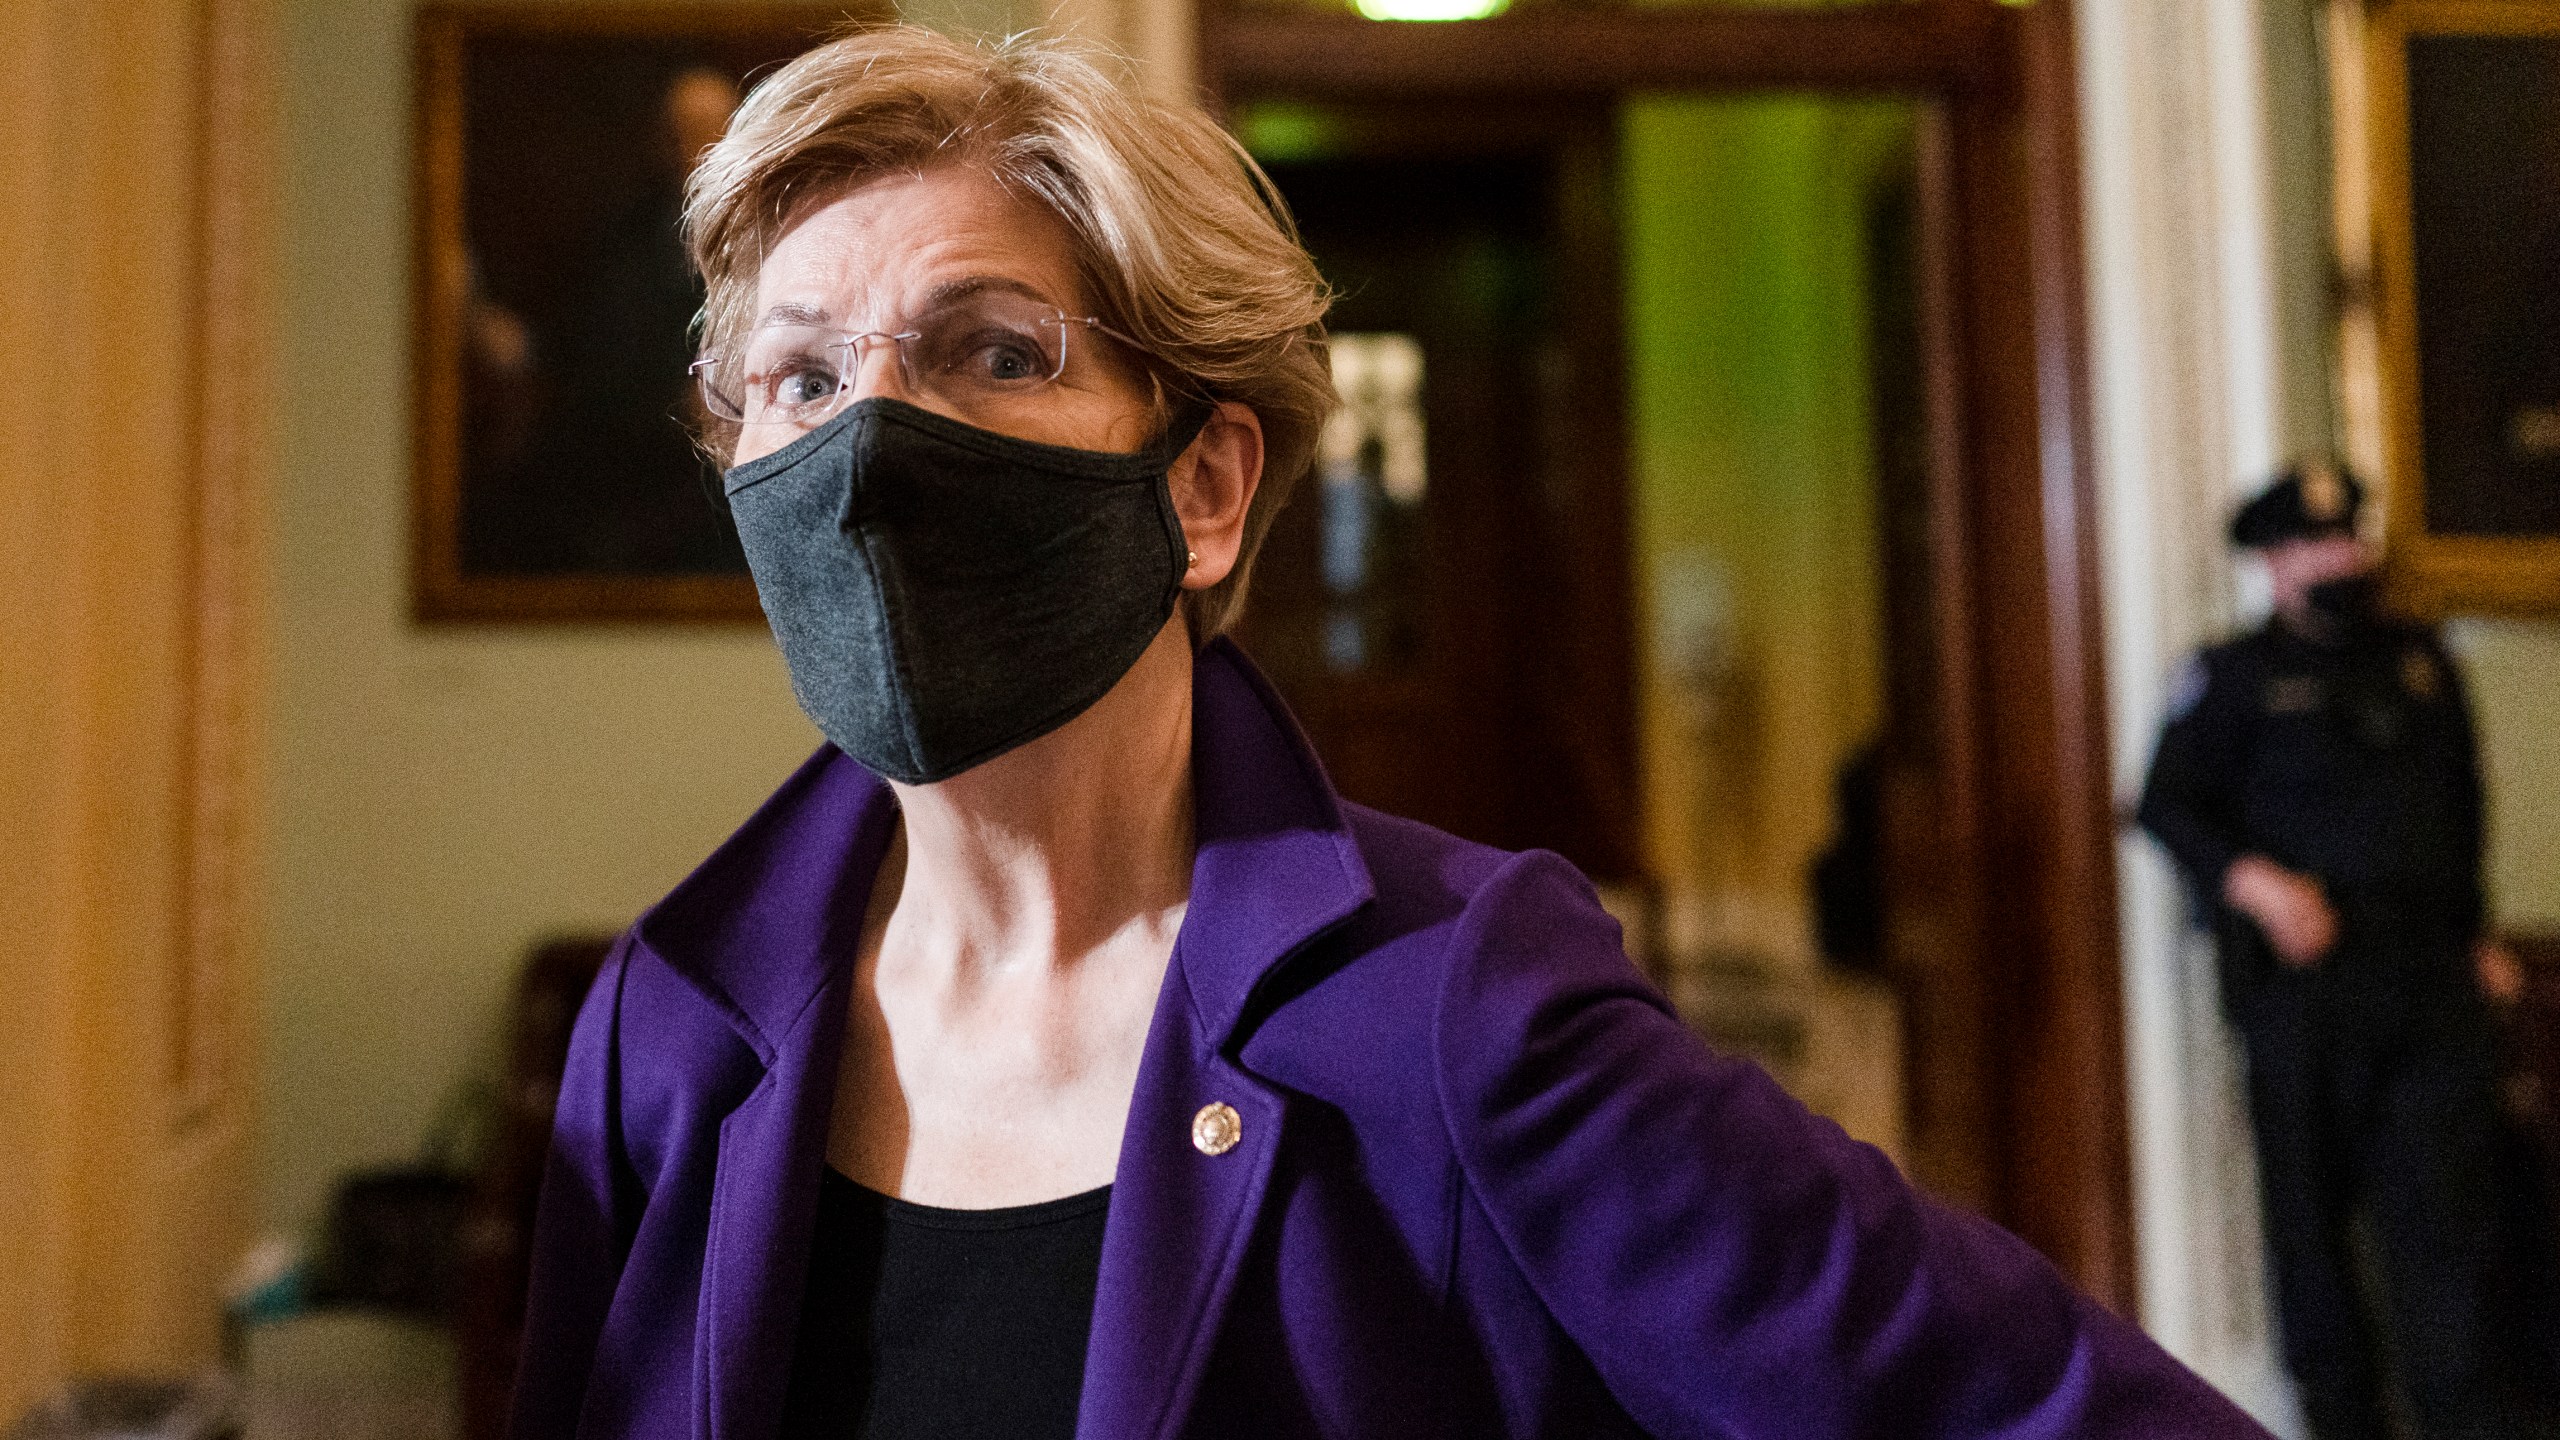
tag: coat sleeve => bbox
[2435,635,2490,937]
[2136,650,2254,902]
[509,933,638,1440]
[1433,851,2269,1440]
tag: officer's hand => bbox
[2223,855,2338,966]
[2478,938,2527,1005]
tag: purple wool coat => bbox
[513,639,2269,1440]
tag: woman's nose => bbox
[844,337,912,404]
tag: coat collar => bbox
[631,636,1376,1059]
[630,638,1374,1440]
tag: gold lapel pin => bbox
[1191,1101,1242,1157]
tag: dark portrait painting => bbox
[2406,33,2560,541]
[414,6,869,622]
[2370,4,2560,614]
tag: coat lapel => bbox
[697,993,848,1440]
[635,748,902,1440]
[1074,961,1292,1440]
[1075,641,1375,1440]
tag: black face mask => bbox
[723,397,1208,785]
[2305,573,2383,633]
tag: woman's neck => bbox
[881,621,1196,974]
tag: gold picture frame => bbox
[411,3,875,623]
[2362,0,2560,615]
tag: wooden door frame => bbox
[1200,0,2136,1312]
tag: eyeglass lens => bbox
[703,291,1090,431]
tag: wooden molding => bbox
[172,0,274,1134]
[1207,5,2012,97]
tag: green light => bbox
[1353,0,1508,23]
[1236,101,1345,162]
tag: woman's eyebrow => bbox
[918,274,1054,308]
[754,276,1057,331]
[756,301,833,326]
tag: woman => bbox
[514,25,2269,1440]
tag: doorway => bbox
[1205,1,2135,1309]
[1237,102,1638,880]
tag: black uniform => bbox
[2139,613,2508,1440]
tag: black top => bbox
[781,1169,1111,1440]
[2136,616,2485,1002]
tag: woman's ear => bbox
[1170,401,1264,590]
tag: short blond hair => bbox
[684,24,1334,641]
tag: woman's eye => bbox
[934,323,1054,386]
[966,340,1045,383]
[766,362,840,408]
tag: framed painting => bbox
[2365,0,2560,614]
[412,3,877,622]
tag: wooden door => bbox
[1238,104,1641,882]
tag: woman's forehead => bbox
[754,167,1088,325]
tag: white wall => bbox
[264,0,821,1230]
[2079,0,2300,1422]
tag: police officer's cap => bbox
[2229,461,2365,549]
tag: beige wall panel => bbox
[2452,619,2560,930]
[0,0,270,1417]
[0,4,76,1415]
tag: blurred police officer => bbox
[2139,461,2530,1440]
